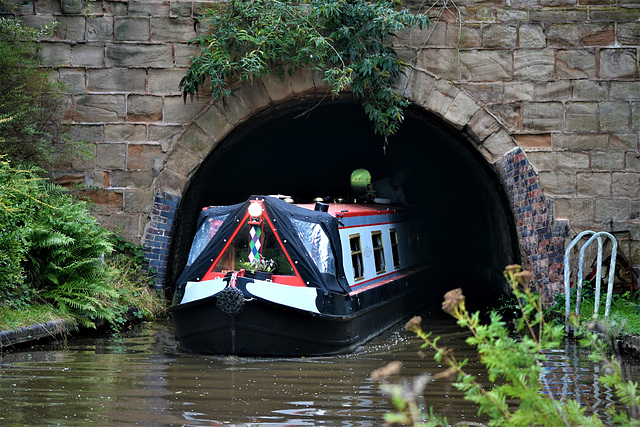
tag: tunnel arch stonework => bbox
[143,67,565,303]
[17,0,640,301]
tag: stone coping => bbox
[0,311,148,352]
[622,334,640,358]
[0,319,74,349]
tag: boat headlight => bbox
[248,201,263,218]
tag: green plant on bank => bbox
[110,233,159,285]
[549,283,640,337]
[24,187,118,328]
[102,237,165,331]
[180,0,428,148]
[0,160,49,308]
[374,265,640,426]
[111,234,148,267]
[0,159,164,330]
[0,303,75,332]
[0,17,91,168]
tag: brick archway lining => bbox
[145,68,567,303]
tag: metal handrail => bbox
[564,231,617,332]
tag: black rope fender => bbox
[216,286,245,315]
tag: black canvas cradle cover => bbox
[172,196,351,305]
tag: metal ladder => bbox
[563,231,617,332]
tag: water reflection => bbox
[0,317,638,426]
[541,340,640,423]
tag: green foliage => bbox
[550,284,640,336]
[0,159,164,329]
[110,234,149,271]
[578,326,640,425]
[0,302,74,332]
[239,254,278,273]
[0,160,42,308]
[103,239,165,331]
[0,17,90,167]
[0,17,162,329]
[180,0,427,144]
[14,171,117,326]
[376,265,640,426]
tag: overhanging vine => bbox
[180,0,428,150]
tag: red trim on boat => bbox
[262,209,306,286]
[270,275,306,286]
[202,271,305,287]
[296,203,404,218]
[202,210,250,280]
[201,202,307,287]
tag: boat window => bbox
[291,219,336,277]
[211,221,295,275]
[389,228,400,268]
[371,231,385,274]
[186,214,229,266]
[349,234,364,281]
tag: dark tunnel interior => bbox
[165,98,521,308]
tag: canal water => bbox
[1,313,638,426]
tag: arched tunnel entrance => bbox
[165,98,521,308]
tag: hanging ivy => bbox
[180,0,428,144]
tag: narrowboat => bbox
[169,195,434,356]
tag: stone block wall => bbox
[4,0,639,290]
[398,0,640,272]
[7,0,209,249]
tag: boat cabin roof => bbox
[172,196,353,302]
[295,203,406,219]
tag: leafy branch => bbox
[180,0,428,147]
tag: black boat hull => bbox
[170,270,436,356]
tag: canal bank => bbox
[0,310,153,353]
[590,322,640,360]
[0,319,71,350]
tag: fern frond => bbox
[27,227,74,248]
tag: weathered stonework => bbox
[8,0,639,292]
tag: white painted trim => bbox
[181,278,227,304]
[246,281,320,313]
